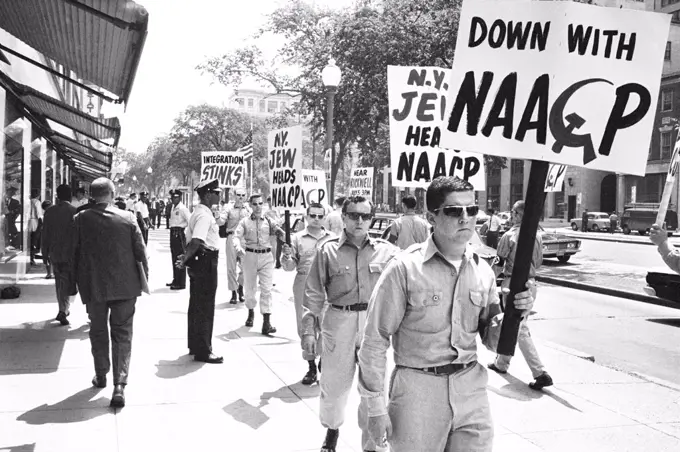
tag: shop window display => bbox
[2,118,24,264]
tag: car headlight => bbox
[567,242,575,249]
[542,245,548,251]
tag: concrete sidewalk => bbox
[1,229,679,451]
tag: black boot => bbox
[261,313,277,335]
[321,428,339,452]
[238,285,244,302]
[245,309,254,327]
[230,291,238,304]
[302,360,318,385]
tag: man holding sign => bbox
[220,188,250,304]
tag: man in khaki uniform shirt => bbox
[357,176,536,452]
[302,196,398,452]
[388,194,430,249]
[220,188,251,303]
[281,203,333,386]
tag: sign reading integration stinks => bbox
[348,167,374,198]
[200,151,246,189]
[440,1,670,176]
[388,65,486,189]
[268,125,303,209]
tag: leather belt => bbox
[226,231,234,236]
[246,247,271,254]
[331,303,369,312]
[170,227,184,230]
[399,361,475,376]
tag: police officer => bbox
[176,179,223,364]
[234,193,285,335]
[357,176,536,452]
[301,196,398,452]
[166,189,190,290]
[221,187,251,303]
[281,203,333,386]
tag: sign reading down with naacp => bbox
[268,125,303,209]
[388,65,486,189]
[440,1,670,176]
[200,151,246,189]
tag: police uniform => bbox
[167,190,190,289]
[281,226,333,384]
[302,233,398,451]
[185,179,222,361]
[220,201,251,301]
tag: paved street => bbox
[1,229,680,451]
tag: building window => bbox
[280,101,287,110]
[511,160,524,175]
[234,98,244,109]
[247,98,254,109]
[488,185,500,195]
[661,90,673,112]
[489,167,501,177]
[673,11,680,24]
[267,100,277,113]
[661,131,673,160]
[259,100,265,112]
[666,42,672,61]
[663,0,680,6]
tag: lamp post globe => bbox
[322,58,341,199]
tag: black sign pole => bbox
[496,160,549,356]
[284,209,291,245]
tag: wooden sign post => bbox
[656,121,680,228]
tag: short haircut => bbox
[401,194,417,210]
[426,176,474,212]
[488,208,495,215]
[130,193,137,198]
[76,187,86,195]
[56,184,72,201]
[30,188,40,198]
[334,196,346,207]
[513,200,525,213]
[307,202,325,215]
[342,196,374,213]
[90,178,115,199]
[250,194,263,204]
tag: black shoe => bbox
[92,375,107,388]
[230,291,238,304]
[166,282,174,287]
[170,285,185,290]
[487,362,507,374]
[245,309,254,327]
[529,372,554,391]
[195,353,224,364]
[238,285,245,303]
[56,311,70,326]
[110,384,125,407]
[262,313,277,335]
[302,361,318,385]
[321,428,339,452]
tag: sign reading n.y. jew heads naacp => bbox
[388,65,486,189]
[268,125,303,209]
[439,1,670,176]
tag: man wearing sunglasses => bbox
[220,188,251,304]
[358,176,536,452]
[281,203,333,386]
[302,196,398,452]
[235,193,285,335]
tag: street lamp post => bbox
[322,58,341,200]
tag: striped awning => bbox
[0,0,148,104]
[49,131,112,167]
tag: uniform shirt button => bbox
[433,295,439,301]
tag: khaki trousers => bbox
[225,234,244,291]
[243,251,274,314]
[293,273,321,361]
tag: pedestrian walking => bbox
[235,193,285,335]
[149,197,157,229]
[484,208,502,249]
[126,193,136,213]
[302,196,398,452]
[281,203,333,386]
[166,189,190,291]
[176,178,223,364]
[357,177,536,452]
[71,187,88,209]
[388,194,430,249]
[4,186,21,248]
[165,198,172,229]
[265,196,284,268]
[135,192,150,244]
[581,208,589,232]
[220,188,250,304]
[609,211,618,234]
[41,184,77,325]
[41,199,53,279]
[28,189,44,266]
[156,199,165,228]
[72,178,148,408]
[324,196,346,237]
[488,200,553,390]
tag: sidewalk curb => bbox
[540,340,595,362]
[535,275,680,310]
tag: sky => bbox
[117,0,355,153]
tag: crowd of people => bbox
[37,175,548,452]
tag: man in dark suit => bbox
[42,184,77,326]
[72,177,148,408]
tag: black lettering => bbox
[602,30,617,58]
[616,32,636,61]
[506,21,532,50]
[481,72,517,139]
[416,93,438,121]
[464,157,481,180]
[407,69,427,86]
[531,21,550,51]
[431,127,441,147]
[420,127,432,146]
[414,152,430,181]
[489,19,506,49]
[282,148,297,167]
[515,74,549,144]
[469,16,487,48]
[405,126,421,146]
[599,83,651,156]
[269,150,277,170]
[397,152,415,182]
[432,152,447,179]
[447,71,494,136]
[393,92,419,121]
[568,24,592,56]
[432,70,446,90]
[449,157,464,177]
[273,131,288,148]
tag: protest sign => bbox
[440,1,670,176]
[348,167,374,198]
[200,151,246,189]
[268,125,303,209]
[388,65,486,189]
[289,169,328,213]
[544,164,567,192]
[657,126,680,226]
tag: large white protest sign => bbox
[291,169,328,213]
[348,167,374,198]
[268,125,303,209]
[388,66,486,189]
[200,151,246,189]
[440,1,670,176]
[544,164,567,193]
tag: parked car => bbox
[540,226,581,262]
[368,215,394,239]
[498,211,512,232]
[569,212,612,232]
[620,204,677,236]
[476,210,489,225]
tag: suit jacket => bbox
[72,203,148,303]
[41,200,77,263]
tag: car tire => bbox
[639,229,647,236]
[622,225,631,235]
[591,224,599,232]
[557,255,570,263]
[571,222,578,231]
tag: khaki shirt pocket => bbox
[461,289,487,333]
[328,265,353,299]
[409,289,443,308]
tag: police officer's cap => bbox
[139,191,148,197]
[170,189,183,197]
[195,178,220,194]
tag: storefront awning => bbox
[0,0,148,105]
[49,131,113,167]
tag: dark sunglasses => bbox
[433,205,479,217]
[345,212,373,222]
[252,201,264,205]
[236,194,246,197]
[308,214,324,219]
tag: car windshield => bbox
[594,214,609,219]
